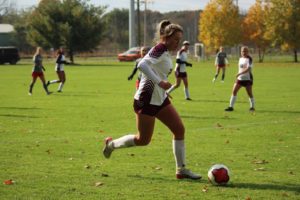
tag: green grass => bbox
[0,57,299,200]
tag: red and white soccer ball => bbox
[208,164,230,185]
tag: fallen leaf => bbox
[3,179,14,185]
[252,159,268,164]
[95,182,104,187]
[254,167,266,171]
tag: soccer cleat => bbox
[103,137,114,159]
[249,107,255,112]
[47,91,52,95]
[28,92,32,96]
[186,98,192,101]
[176,168,202,180]
[221,80,224,83]
[212,78,216,83]
[57,90,62,93]
[225,107,234,111]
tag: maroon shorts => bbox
[236,80,253,87]
[175,71,187,78]
[217,64,225,68]
[32,71,44,78]
[133,98,171,116]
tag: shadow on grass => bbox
[127,174,202,183]
[181,115,235,120]
[0,114,39,118]
[229,182,300,193]
[258,110,300,114]
[0,106,41,110]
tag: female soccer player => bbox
[212,46,229,83]
[28,47,51,95]
[166,41,193,100]
[225,46,255,111]
[47,47,69,92]
[103,20,201,180]
[128,47,149,89]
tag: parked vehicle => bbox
[0,46,20,65]
[118,46,151,62]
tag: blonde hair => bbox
[155,20,183,42]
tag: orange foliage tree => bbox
[242,0,271,62]
[264,0,300,62]
[199,0,241,54]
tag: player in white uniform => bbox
[103,20,201,180]
[47,47,69,92]
[225,46,255,111]
[167,41,193,100]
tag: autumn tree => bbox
[242,0,270,62]
[265,0,300,62]
[199,0,241,54]
[27,0,106,63]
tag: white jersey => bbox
[176,50,188,73]
[55,54,65,71]
[134,43,173,106]
[238,56,253,80]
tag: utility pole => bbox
[143,0,147,46]
[129,0,136,48]
[137,0,141,46]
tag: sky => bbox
[17,0,257,13]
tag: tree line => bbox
[0,0,299,62]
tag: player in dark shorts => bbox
[212,46,229,83]
[28,47,51,95]
[103,20,201,180]
[225,46,255,112]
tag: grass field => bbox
[0,57,299,200]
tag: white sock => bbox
[50,80,59,84]
[167,85,177,94]
[184,88,190,99]
[173,139,186,169]
[112,134,136,149]
[229,95,237,108]
[58,83,64,91]
[249,97,255,108]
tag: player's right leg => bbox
[103,113,155,159]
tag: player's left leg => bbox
[156,104,201,180]
[182,77,191,100]
[57,71,66,92]
[245,85,255,111]
[221,67,226,82]
[39,75,51,95]
[167,77,181,95]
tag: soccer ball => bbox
[208,164,230,185]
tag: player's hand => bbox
[158,81,172,90]
[128,75,133,80]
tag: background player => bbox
[47,47,69,92]
[225,46,255,112]
[212,46,229,83]
[166,41,192,100]
[128,47,149,89]
[28,47,51,95]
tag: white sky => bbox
[17,0,256,13]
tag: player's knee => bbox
[135,137,151,146]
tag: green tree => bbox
[101,9,129,49]
[199,0,241,54]
[265,0,300,62]
[242,0,271,62]
[27,0,106,63]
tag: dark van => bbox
[0,47,20,64]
